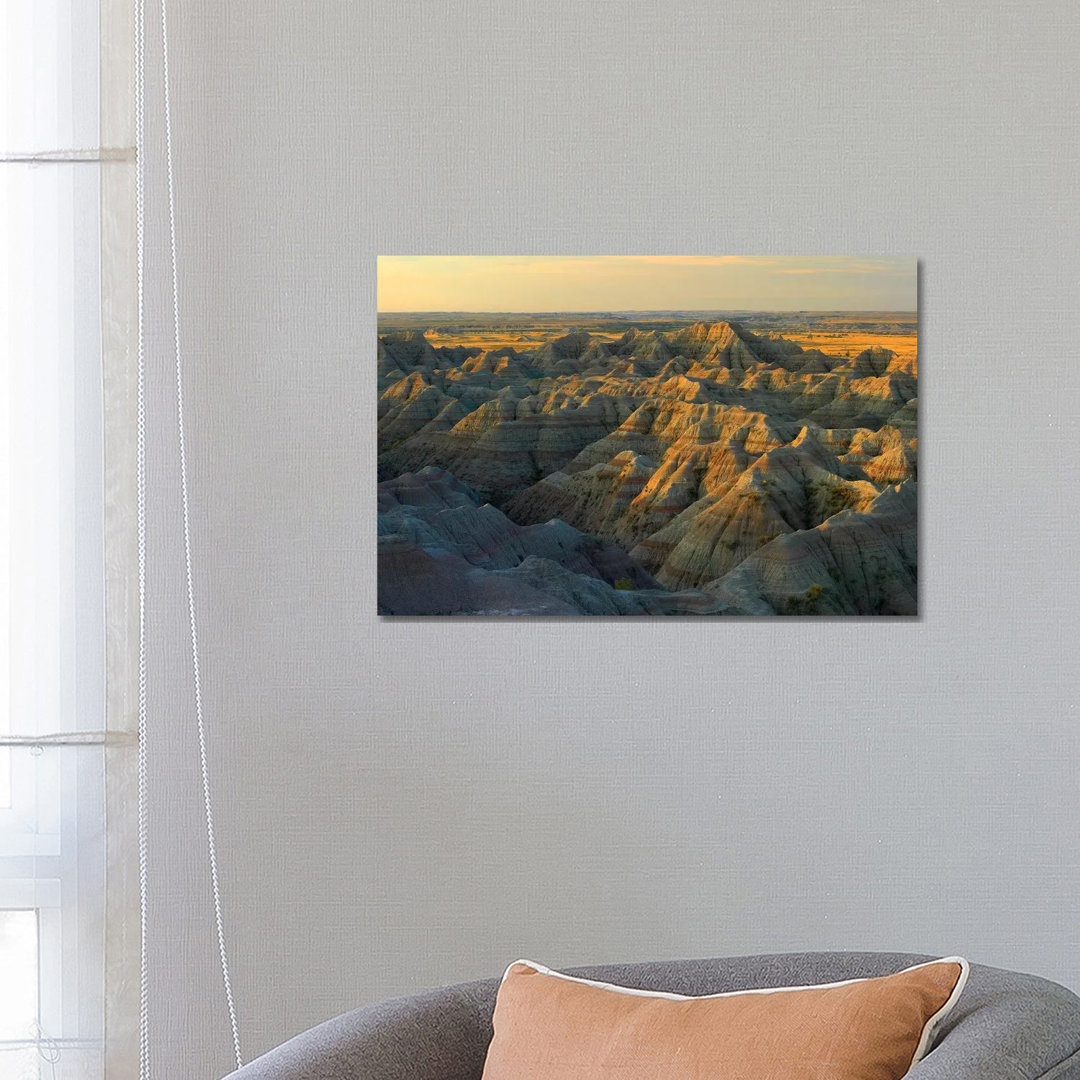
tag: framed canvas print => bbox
[377,256,916,617]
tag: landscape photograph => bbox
[377,256,917,616]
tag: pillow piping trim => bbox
[500,956,970,1069]
[908,957,969,1066]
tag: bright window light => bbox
[2,1,108,1076]
[0,909,39,1042]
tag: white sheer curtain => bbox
[1,2,136,1078]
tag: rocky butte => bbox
[377,318,917,616]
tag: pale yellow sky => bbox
[377,256,917,312]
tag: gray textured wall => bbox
[139,1,1080,1076]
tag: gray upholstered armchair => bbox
[224,952,1080,1080]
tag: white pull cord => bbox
[135,0,244,1070]
[159,0,244,1064]
[134,0,151,1074]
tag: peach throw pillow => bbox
[481,957,968,1080]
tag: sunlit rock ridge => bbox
[377,318,917,616]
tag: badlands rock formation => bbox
[377,320,917,616]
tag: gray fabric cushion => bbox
[223,952,1080,1080]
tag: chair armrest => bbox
[909,969,1080,1080]
[220,980,496,1080]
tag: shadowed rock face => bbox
[377,320,917,616]
[378,469,729,615]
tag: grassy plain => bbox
[376,311,917,369]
